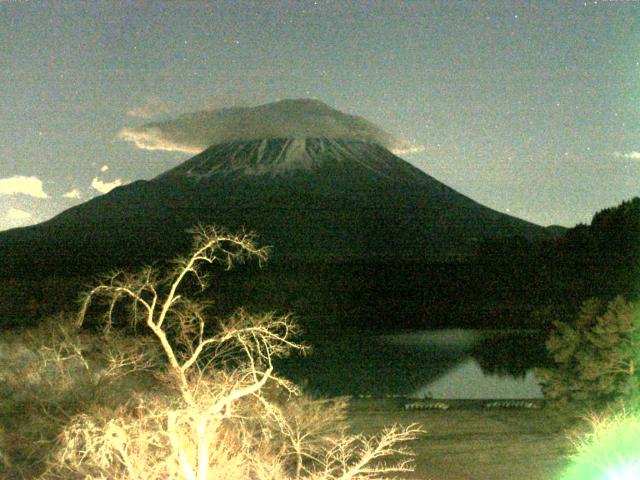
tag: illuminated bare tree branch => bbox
[46,226,423,480]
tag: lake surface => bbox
[277,329,549,399]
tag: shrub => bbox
[39,226,422,479]
[0,312,162,478]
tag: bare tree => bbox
[43,225,422,480]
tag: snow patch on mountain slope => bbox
[159,137,422,183]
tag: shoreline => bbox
[346,397,569,480]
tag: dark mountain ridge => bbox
[0,137,554,277]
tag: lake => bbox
[276,329,549,399]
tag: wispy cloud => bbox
[613,151,640,160]
[91,177,123,194]
[393,144,427,155]
[119,126,202,154]
[0,207,33,230]
[6,207,32,221]
[127,97,173,119]
[119,99,421,156]
[0,175,48,198]
[63,189,82,199]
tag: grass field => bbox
[0,396,573,479]
[346,398,571,480]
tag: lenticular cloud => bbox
[119,99,422,156]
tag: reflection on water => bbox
[276,329,549,399]
[412,358,543,399]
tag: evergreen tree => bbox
[536,296,640,414]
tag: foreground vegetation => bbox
[1,226,421,479]
[537,296,640,416]
[536,295,640,478]
[2,196,640,478]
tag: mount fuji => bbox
[0,100,555,277]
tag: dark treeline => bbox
[474,197,640,325]
[2,197,639,333]
[215,197,640,333]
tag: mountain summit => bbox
[158,137,428,179]
[0,100,554,276]
[119,98,419,156]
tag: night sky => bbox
[1,0,638,231]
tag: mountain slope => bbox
[0,137,553,277]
